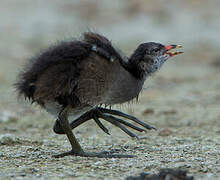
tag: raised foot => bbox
[53,150,135,158]
[54,107,156,138]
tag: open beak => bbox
[164,45,183,57]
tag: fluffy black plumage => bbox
[15,32,123,102]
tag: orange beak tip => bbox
[164,44,183,50]
[164,45,173,50]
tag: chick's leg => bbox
[53,106,134,158]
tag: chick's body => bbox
[33,52,143,119]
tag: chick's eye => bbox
[152,48,160,53]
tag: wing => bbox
[83,32,124,62]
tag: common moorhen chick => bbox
[15,32,183,158]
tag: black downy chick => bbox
[15,32,183,158]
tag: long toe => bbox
[98,107,157,130]
[86,152,135,158]
[78,151,136,158]
[53,149,135,158]
[52,150,76,158]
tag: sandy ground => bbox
[1,1,220,179]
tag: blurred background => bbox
[1,0,220,105]
[0,0,220,179]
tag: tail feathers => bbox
[15,70,36,101]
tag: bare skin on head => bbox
[15,32,183,158]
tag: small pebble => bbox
[0,134,21,145]
[142,109,154,115]
[159,128,173,136]
[0,111,18,123]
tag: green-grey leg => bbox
[53,106,135,158]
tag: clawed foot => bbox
[53,106,136,159]
[54,107,156,138]
[53,149,135,158]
